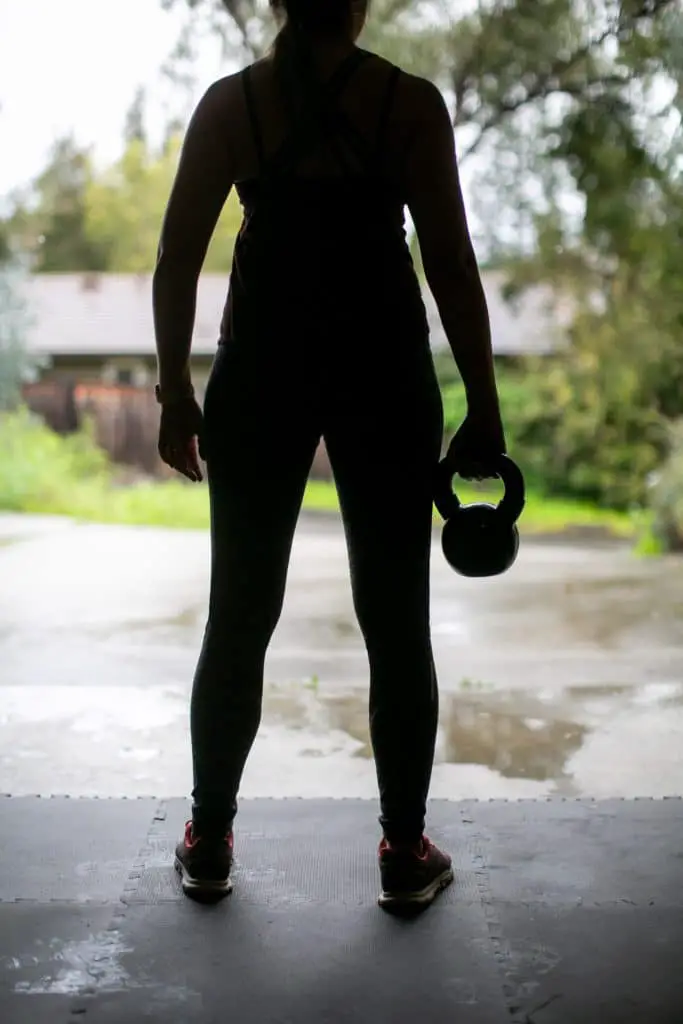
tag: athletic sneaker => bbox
[378,834,454,911]
[174,820,234,899]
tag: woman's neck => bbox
[283,28,357,74]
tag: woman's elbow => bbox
[423,246,480,297]
[154,246,200,284]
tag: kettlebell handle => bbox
[434,453,526,524]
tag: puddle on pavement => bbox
[4,527,682,797]
[262,679,683,796]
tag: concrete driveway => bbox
[0,511,682,801]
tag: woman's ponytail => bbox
[268,0,365,137]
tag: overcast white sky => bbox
[0,0,228,201]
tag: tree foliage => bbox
[0,258,44,412]
[494,1,683,510]
[5,138,110,273]
[649,420,683,551]
[84,135,243,273]
[1,133,243,275]
[159,1,679,145]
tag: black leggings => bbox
[191,330,444,843]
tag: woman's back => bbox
[223,43,428,347]
[228,46,413,187]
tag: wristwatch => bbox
[154,383,195,405]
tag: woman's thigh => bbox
[323,337,444,640]
[202,343,321,630]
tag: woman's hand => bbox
[158,395,205,483]
[446,409,507,481]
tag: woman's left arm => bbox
[153,78,235,399]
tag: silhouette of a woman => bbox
[154,0,506,910]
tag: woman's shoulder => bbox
[201,50,445,126]
[362,52,444,106]
[195,65,261,126]
[361,53,446,128]
[192,69,246,121]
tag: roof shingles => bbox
[20,271,569,358]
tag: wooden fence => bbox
[22,380,334,481]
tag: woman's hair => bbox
[269,0,357,38]
[268,1,369,139]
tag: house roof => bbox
[18,271,571,359]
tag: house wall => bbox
[42,355,214,393]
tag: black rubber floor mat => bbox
[0,796,681,1023]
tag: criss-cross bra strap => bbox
[262,48,372,179]
[321,63,403,177]
[242,50,402,183]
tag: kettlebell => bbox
[433,453,525,578]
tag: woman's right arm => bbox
[403,77,503,439]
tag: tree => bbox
[486,0,683,509]
[124,87,148,147]
[0,257,44,411]
[504,171,683,510]
[0,225,10,265]
[3,137,110,273]
[1,131,244,275]
[84,134,244,273]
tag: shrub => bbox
[439,362,548,490]
[647,420,683,552]
[0,406,111,511]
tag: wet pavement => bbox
[0,511,682,801]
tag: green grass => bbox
[0,407,652,545]
[309,479,637,537]
[11,475,638,538]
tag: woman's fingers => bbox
[158,400,205,481]
[182,438,203,482]
[159,437,203,482]
[179,446,203,483]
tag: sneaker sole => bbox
[174,856,234,899]
[378,866,454,910]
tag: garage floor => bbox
[1,796,682,1024]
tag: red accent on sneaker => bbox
[380,835,430,860]
[184,821,199,850]
[184,821,234,850]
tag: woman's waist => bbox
[228,257,425,309]
[236,175,406,208]
[233,226,417,283]
[240,189,405,236]
[223,277,429,344]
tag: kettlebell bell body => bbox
[434,454,525,578]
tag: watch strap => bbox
[154,383,195,405]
